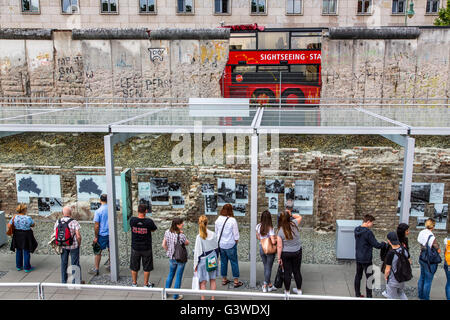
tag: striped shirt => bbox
[164,230,187,259]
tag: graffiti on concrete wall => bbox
[148,48,165,62]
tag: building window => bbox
[101,0,118,12]
[215,0,229,13]
[61,0,79,13]
[21,0,40,13]
[251,0,266,14]
[392,0,405,13]
[426,0,439,13]
[177,0,194,13]
[357,0,371,13]
[322,0,337,14]
[140,0,155,13]
[287,0,302,14]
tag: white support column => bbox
[399,137,415,225]
[104,134,119,282]
[250,133,258,288]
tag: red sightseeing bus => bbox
[220,25,323,106]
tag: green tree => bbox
[434,0,450,26]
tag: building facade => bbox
[0,0,445,29]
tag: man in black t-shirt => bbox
[130,204,157,288]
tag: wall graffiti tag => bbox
[148,48,165,62]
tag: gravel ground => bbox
[1,219,447,269]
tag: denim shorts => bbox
[97,235,109,250]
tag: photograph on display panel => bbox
[201,183,215,195]
[265,179,285,195]
[217,178,236,206]
[410,183,431,203]
[169,182,182,197]
[150,178,169,205]
[433,203,448,225]
[430,183,445,204]
[233,203,246,217]
[285,187,295,202]
[235,184,248,204]
[410,203,426,217]
[267,193,278,215]
[172,195,185,209]
[294,180,314,215]
[205,195,218,215]
[38,197,63,216]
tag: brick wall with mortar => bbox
[1,147,449,232]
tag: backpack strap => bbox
[218,217,230,249]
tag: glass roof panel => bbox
[361,106,450,128]
[259,107,402,128]
[113,108,258,129]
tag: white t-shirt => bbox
[417,229,435,247]
[256,223,275,240]
[215,216,239,250]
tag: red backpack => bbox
[55,218,74,246]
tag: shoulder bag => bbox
[419,234,442,270]
[6,215,16,237]
[173,233,188,263]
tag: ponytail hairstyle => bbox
[198,215,208,240]
[170,217,184,234]
[16,203,27,214]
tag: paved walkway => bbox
[0,253,447,300]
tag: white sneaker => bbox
[267,285,276,292]
[292,288,302,295]
[284,290,290,295]
[262,286,268,293]
[381,290,389,298]
[131,283,137,288]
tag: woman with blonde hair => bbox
[7,204,38,272]
[417,218,441,300]
[215,203,243,288]
[193,215,219,300]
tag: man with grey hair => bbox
[54,206,82,284]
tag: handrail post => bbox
[162,288,167,300]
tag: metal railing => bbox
[0,282,382,300]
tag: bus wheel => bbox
[281,89,305,107]
[251,89,276,107]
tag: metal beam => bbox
[250,133,258,288]
[399,137,415,225]
[104,134,119,282]
[381,134,408,148]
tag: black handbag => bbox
[173,233,188,263]
[274,264,284,289]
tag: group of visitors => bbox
[353,214,450,300]
[5,197,450,300]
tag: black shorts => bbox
[130,248,154,272]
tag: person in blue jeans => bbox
[215,204,243,288]
[8,204,38,273]
[162,217,189,300]
[417,218,441,300]
[54,206,82,284]
[89,194,110,276]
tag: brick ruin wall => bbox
[1,147,449,233]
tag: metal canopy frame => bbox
[0,102,448,286]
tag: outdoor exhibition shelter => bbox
[0,98,448,286]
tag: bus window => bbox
[232,65,257,73]
[291,65,319,82]
[291,33,322,50]
[258,32,289,50]
[258,66,289,72]
[230,33,256,50]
